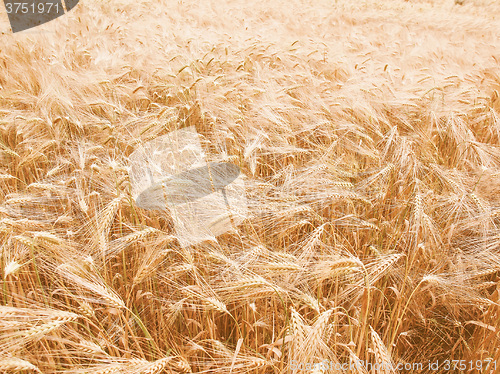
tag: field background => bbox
[1,0,500,372]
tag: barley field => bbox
[1,0,500,372]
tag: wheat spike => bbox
[290,307,306,348]
[3,261,22,278]
[23,313,77,341]
[77,340,107,355]
[0,357,41,372]
[204,296,229,314]
[98,196,123,235]
[305,309,333,350]
[138,357,173,374]
[370,326,396,374]
[119,227,160,245]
